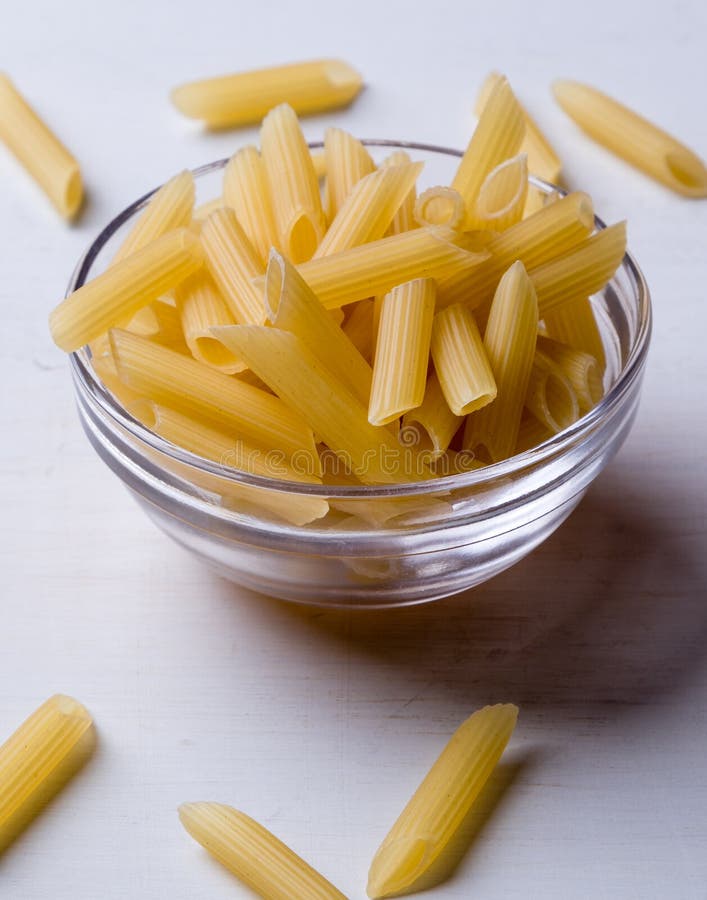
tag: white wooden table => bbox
[1,1,706,896]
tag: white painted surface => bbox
[1,0,706,896]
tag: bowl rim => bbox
[68,140,652,500]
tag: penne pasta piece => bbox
[49,229,203,352]
[213,326,427,484]
[287,226,490,310]
[314,162,423,257]
[265,250,373,405]
[342,298,376,362]
[477,71,562,184]
[435,190,594,308]
[452,74,525,227]
[311,149,327,179]
[0,74,83,219]
[537,336,604,412]
[149,297,191,354]
[431,304,497,415]
[179,803,346,900]
[463,262,538,462]
[369,279,436,426]
[92,353,155,422]
[323,127,376,219]
[514,411,553,453]
[330,495,452,528]
[401,372,463,458]
[525,349,579,432]
[109,328,318,465]
[529,222,627,317]
[174,272,245,374]
[113,170,195,263]
[200,208,266,324]
[474,153,528,231]
[0,695,95,852]
[222,145,279,265]
[171,59,362,129]
[543,295,605,370]
[414,186,465,229]
[367,704,518,899]
[261,104,325,263]
[381,150,418,234]
[553,80,707,198]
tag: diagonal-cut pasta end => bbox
[323,59,364,99]
[664,149,707,198]
[61,165,83,220]
[367,835,433,899]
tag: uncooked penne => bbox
[401,372,463,458]
[213,326,426,484]
[0,695,95,852]
[109,328,317,465]
[452,74,525,227]
[113,170,195,263]
[342,298,376,362]
[553,80,707,197]
[49,229,203,352]
[0,74,83,218]
[222,146,279,265]
[367,704,519,899]
[543,295,605,370]
[264,250,373,405]
[537,336,604,412]
[474,153,528,231]
[431,304,497,416]
[369,279,436,426]
[435,190,594,309]
[179,803,346,900]
[314,162,423,257]
[381,150,419,235]
[171,59,362,128]
[525,349,579,432]
[414,186,465,228]
[464,262,538,461]
[323,127,376,219]
[477,71,562,183]
[261,104,325,262]
[288,226,489,310]
[174,272,244,374]
[200,208,266,324]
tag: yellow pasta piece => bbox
[553,80,707,198]
[414,186,465,229]
[537,336,603,413]
[381,150,418,235]
[314,162,423,257]
[0,695,95,852]
[342,298,376,362]
[311,149,327,179]
[261,104,325,263]
[477,71,562,183]
[149,297,190,354]
[200,208,266,324]
[109,328,317,465]
[474,153,528,231]
[92,353,154,423]
[179,803,346,899]
[0,74,82,218]
[435,190,594,309]
[529,222,627,317]
[330,495,452,528]
[369,278,436,426]
[174,272,245,374]
[113,170,195,263]
[401,373,463,458]
[171,59,362,129]
[515,412,553,453]
[213,326,427,484]
[367,704,518,899]
[525,349,579,432]
[452,74,525,227]
[543,295,605,370]
[222,145,279,265]
[49,229,203,352]
[464,262,538,462]
[323,127,376,219]
[265,250,373,405]
[288,226,490,310]
[431,304,497,415]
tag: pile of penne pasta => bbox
[47,73,628,513]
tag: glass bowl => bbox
[66,142,651,609]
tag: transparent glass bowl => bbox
[67,142,651,608]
